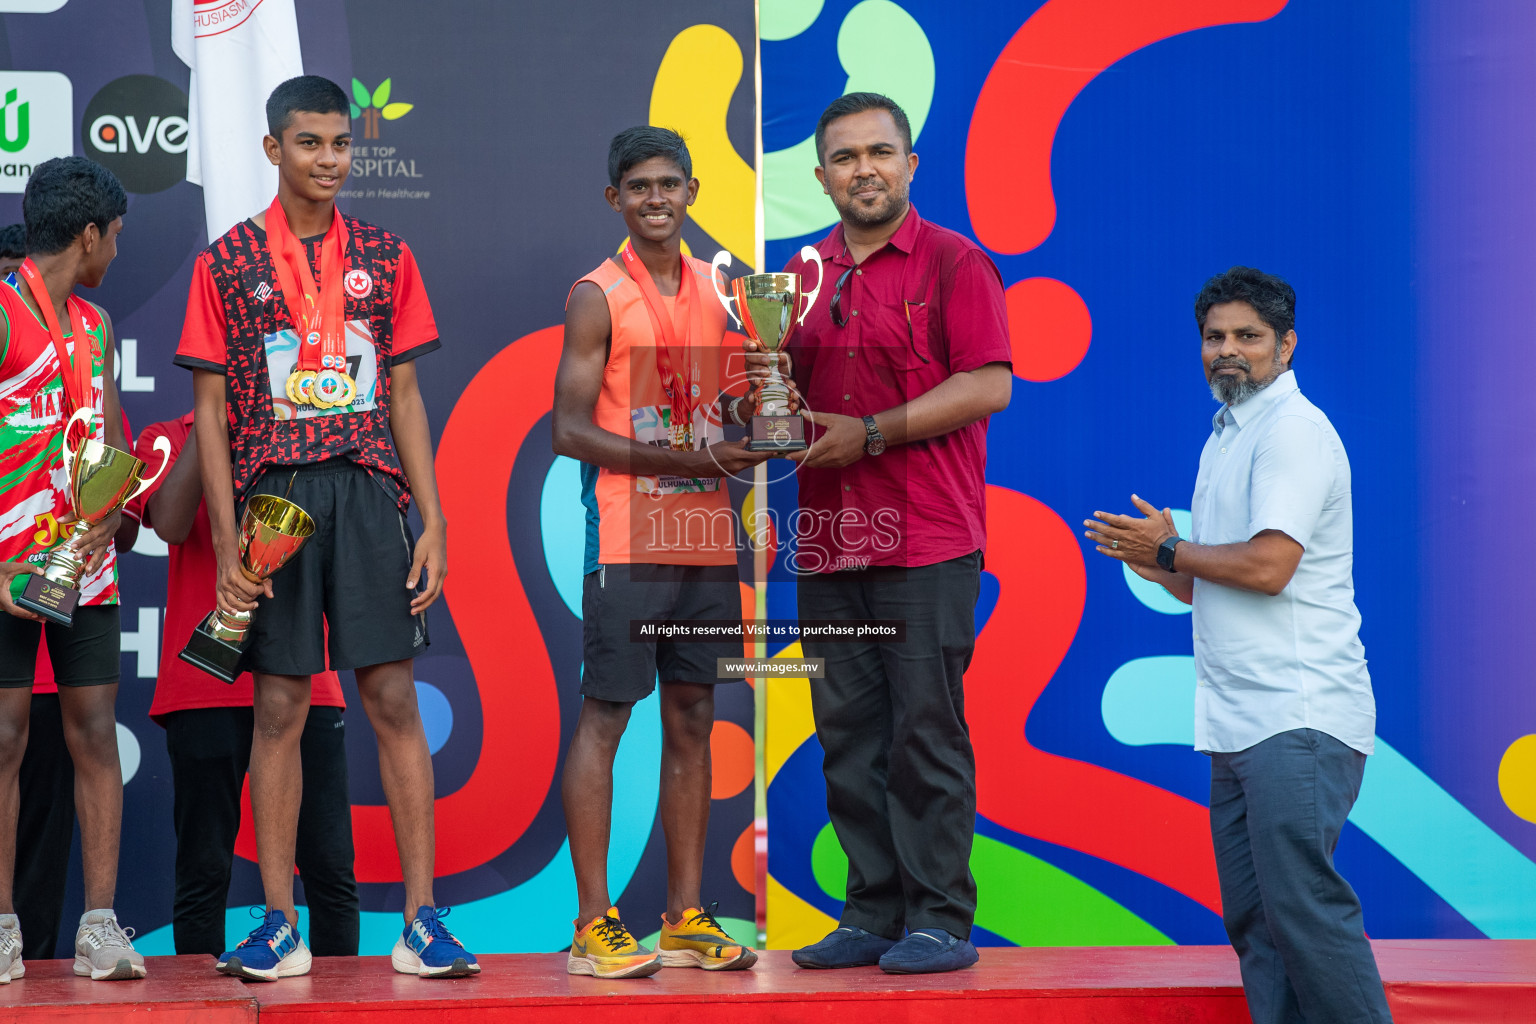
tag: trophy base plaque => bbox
[747,414,807,453]
[16,575,80,627]
[179,617,246,685]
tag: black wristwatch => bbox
[861,414,886,456]
[1156,536,1183,573]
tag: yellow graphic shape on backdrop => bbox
[768,873,840,950]
[650,24,755,268]
[765,643,816,781]
[764,643,834,947]
[617,236,692,258]
[1499,734,1536,823]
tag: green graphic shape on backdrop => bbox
[763,0,934,240]
[760,0,825,41]
[810,822,1171,946]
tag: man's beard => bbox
[833,178,908,227]
[1208,359,1284,406]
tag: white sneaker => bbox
[0,914,22,984]
[74,910,147,980]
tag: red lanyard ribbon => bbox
[18,258,95,433]
[266,198,356,409]
[621,240,701,448]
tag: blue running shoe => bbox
[216,908,312,981]
[392,906,480,978]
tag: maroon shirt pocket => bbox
[903,300,931,367]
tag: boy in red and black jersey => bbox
[174,76,474,981]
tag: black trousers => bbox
[15,693,75,960]
[799,552,981,939]
[1211,729,1393,1024]
[164,705,359,956]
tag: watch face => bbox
[1157,538,1179,571]
[862,415,886,455]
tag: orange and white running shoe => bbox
[567,908,662,979]
[657,903,758,971]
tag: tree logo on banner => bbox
[350,78,413,140]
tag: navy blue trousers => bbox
[1210,728,1393,1024]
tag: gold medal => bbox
[286,368,318,406]
[333,372,356,408]
[311,368,345,410]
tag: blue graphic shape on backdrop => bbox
[415,681,453,755]
[1099,654,1536,937]
[542,455,587,618]
[135,676,664,957]
[1101,656,1196,747]
[1121,509,1193,614]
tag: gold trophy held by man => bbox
[17,406,170,626]
[179,494,314,684]
[711,246,823,452]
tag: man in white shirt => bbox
[1084,267,1393,1024]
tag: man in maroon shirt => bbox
[780,93,1011,975]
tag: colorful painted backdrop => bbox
[5,0,1536,957]
[0,0,759,955]
[762,0,1536,947]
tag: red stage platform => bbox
[4,941,1533,1023]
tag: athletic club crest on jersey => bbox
[344,268,373,299]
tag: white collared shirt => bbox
[1190,370,1375,754]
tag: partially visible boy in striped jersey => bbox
[0,157,145,983]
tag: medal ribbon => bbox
[19,258,95,438]
[621,240,701,447]
[265,197,349,376]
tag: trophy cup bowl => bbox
[711,247,824,453]
[17,407,171,626]
[179,495,315,684]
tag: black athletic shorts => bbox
[0,603,120,687]
[242,459,429,677]
[580,562,742,703]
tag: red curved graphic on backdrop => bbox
[971,485,1220,913]
[965,0,1288,255]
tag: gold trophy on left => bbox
[179,494,315,684]
[18,406,171,626]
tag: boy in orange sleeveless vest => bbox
[552,127,769,978]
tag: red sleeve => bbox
[124,419,187,529]
[942,249,1012,374]
[390,242,439,363]
[174,258,229,372]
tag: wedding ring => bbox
[1112,540,1119,549]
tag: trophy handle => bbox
[126,435,173,503]
[796,245,825,326]
[60,405,94,466]
[709,250,742,329]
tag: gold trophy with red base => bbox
[17,407,170,626]
[710,247,824,453]
[179,495,314,684]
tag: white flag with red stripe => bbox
[171,0,303,242]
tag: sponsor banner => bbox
[82,75,189,194]
[0,71,72,194]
